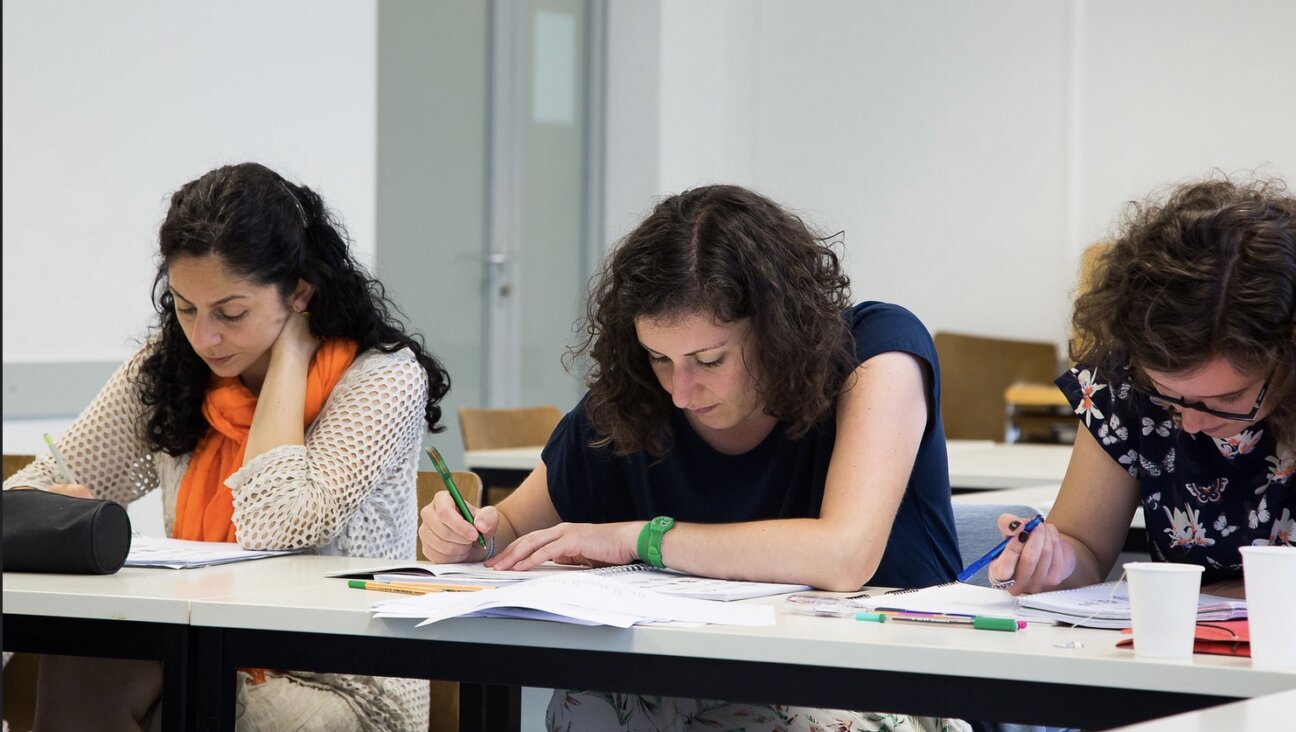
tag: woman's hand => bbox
[419,490,498,563]
[487,521,642,571]
[241,308,319,462]
[271,309,320,366]
[12,484,93,499]
[47,483,94,498]
[987,513,1076,596]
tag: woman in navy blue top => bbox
[990,177,1295,599]
[420,184,965,731]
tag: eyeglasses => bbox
[1134,368,1275,422]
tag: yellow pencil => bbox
[347,580,490,595]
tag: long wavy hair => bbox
[1071,176,1296,444]
[135,162,451,456]
[572,184,855,457]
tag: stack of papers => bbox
[125,534,299,569]
[1016,581,1247,629]
[360,561,810,601]
[854,581,1029,621]
[368,561,589,588]
[370,572,776,628]
[851,580,1248,630]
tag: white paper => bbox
[1017,581,1247,629]
[856,582,1032,620]
[373,561,808,601]
[371,573,775,628]
[124,534,298,569]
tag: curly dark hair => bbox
[1071,176,1296,443]
[573,184,855,457]
[135,162,451,456]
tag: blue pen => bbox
[956,514,1044,583]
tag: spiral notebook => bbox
[588,563,811,601]
[341,561,809,601]
[854,580,1247,629]
[1016,581,1247,629]
[854,581,1025,620]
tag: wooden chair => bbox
[3,455,38,732]
[413,468,482,732]
[3,453,36,482]
[415,470,482,562]
[457,406,561,505]
[999,241,1114,444]
[933,332,1064,442]
[1003,382,1075,444]
[1068,241,1113,358]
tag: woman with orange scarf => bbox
[5,162,451,731]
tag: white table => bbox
[180,557,1295,730]
[13,556,1293,730]
[945,440,1074,490]
[2,557,368,730]
[465,441,1076,492]
[952,483,1147,530]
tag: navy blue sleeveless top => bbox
[542,301,961,589]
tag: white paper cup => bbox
[1239,545,1296,670]
[1124,562,1204,660]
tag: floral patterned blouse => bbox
[1058,365,1295,582]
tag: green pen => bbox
[426,445,487,549]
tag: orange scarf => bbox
[173,339,359,542]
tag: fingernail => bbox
[1018,531,1030,543]
[1008,520,1021,531]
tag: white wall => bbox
[2,0,377,365]
[2,0,377,533]
[9,1,1296,447]
[605,0,1296,349]
[1073,1,1296,247]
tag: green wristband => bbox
[637,516,675,569]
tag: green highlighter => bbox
[426,445,487,549]
[971,616,1020,632]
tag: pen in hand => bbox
[425,446,488,550]
[956,514,1044,583]
[43,432,78,484]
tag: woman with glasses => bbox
[989,176,1295,598]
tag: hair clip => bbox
[278,180,308,228]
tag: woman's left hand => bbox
[272,309,320,365]
[487,521,642,571]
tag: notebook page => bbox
[370,572,777,627]
[855,582,1030,620]
[125,534,298,569]
[1017,581,1246,628]
[590,563,811,601]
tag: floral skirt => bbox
[547,691,973,732]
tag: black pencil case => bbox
[3,489,132,574]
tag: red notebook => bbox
[1117,620,1251,657]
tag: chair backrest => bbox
[952,502,1045,586]
[933,332,1061,441]
[413,469,483,731]
[457,405,562,451]
[415,470,483,562]
[1068,240,1114,359]
[3,453,36,481]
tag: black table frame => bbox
[3,613,195,730]
[189,624,1238,732]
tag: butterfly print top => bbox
[1058,366,1295,582]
